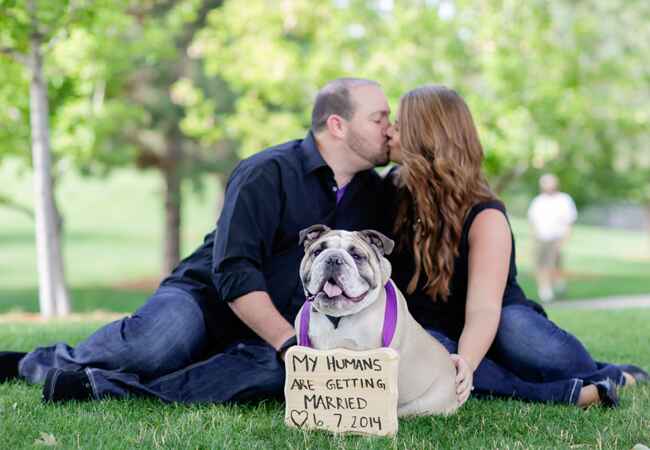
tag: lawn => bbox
[0,308,649,449]
[1,163,649,315]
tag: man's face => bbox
[344,85,391,168]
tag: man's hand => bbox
[450,354,473,406]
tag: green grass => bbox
[1,309,649,449]
[510,220,650,300]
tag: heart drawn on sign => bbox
[290,410,309,428]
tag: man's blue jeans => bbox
[19,286,285,403]
[428,304,625,405]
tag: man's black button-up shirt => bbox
[161,132,392,342]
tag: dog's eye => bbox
[313,248,323,257]
[352,253,364,261]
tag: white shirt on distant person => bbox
[528,192,577,242]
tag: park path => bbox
[546,294,650,310]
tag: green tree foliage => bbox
[76,0,237,274]
[193,0,397,156]
[194,0,649,207]
[462,0,650,205]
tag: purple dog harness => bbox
[298,280,398,348]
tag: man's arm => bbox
[229,291,295,351]
[211,162,296,348]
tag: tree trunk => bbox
[158,0,225,275]
[162,133,182,276]
[28,5,71,317]
[646,201,650,257]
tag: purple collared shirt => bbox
[335,184,348,205]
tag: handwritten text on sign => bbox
[284,347,399,436]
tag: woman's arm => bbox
[458,208,512,372]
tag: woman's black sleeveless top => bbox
[390,199,544,340]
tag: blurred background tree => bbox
[45,0,238,275]
[0,0,113,316]
[193,0,649,203]
[2,1,240,283]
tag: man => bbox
[527,173,577,303]
[0,78,393,403]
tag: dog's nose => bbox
[325,255,344,266]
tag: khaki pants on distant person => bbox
[535,239,562,271]
[535,238,565,302]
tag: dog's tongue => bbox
[323,281,343,298]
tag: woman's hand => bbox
[450,353,474,406]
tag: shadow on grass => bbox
[0,286,149,314]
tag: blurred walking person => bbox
[528,174,577,303]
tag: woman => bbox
[385,85,647,408]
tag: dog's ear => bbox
[358,230,394,256]
[299,224,331,250]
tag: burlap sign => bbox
[284,346,399,436]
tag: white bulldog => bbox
[295,225,459,417]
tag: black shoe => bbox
[42,369,94,403]
[593,379,619,408]
[0,352,27,382]
[619,364,649,384]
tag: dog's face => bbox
[299,225,394,317]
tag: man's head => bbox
[539,173,559,194]
[298,225,394,317]
[312,78,391,169]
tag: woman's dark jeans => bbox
[427,304,625,405]
[19,286,285,403]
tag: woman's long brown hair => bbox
[393,85,495,301]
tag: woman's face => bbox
[386,111,402,163]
